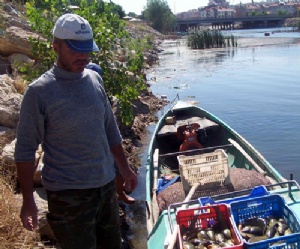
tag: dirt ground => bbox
[121,94,167,168]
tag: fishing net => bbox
[156,167,272,213]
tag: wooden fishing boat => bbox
[145,100,300,249]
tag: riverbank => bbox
[116,22,168,249]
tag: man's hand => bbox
[122,168,138,193]
[16,161,37,230]
[110,144,138,193]
[20,199,38,231]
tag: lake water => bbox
[126,27,300,248]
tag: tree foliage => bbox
[127,12,138,18]
[144,0,176,33]
[25,0,147,125]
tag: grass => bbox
[187,28,237,49]
[0,132,56,248]
[11,74,28,95]
[0,176,40,248]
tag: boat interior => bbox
[151,108,283,214]
[156,112,223,171]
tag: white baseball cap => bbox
[53,13,99,53]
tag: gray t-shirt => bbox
[15,64,122,191]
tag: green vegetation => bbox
[277,10,289,16]
[187,28,237,49]
[284,17,300,30]
[143,0,176,33]
[24,0,152,125]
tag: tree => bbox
[277,10,288,16]
[128,12,138,18]
[107,1,126,18]
[144,0,176,33]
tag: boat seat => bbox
[157,116,219,138]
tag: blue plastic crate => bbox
[198,185,270,206]
[230,194,300,249]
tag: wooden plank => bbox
[229,138,286,184]
[160,144,232,158]
[167,183,200,249]
[228,138,267,175]
[152,149,160,225]
[157,116,219,137]
[145,200,154,232]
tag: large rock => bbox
[0,125,15,150]
[1,138,17,174]
[34,188,55,240]
[8,53,35,73]
[0,58,11,74]
[1,138,43,179]
[34,152,44,186]
[0,74,22,128]
[0,26,45,58]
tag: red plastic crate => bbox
[176,204,243,249]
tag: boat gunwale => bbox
[146,101,288,240]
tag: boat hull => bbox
[146,101,297,249]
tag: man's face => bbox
[53,40,90,72]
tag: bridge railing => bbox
[176,14,297,22]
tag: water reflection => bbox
[197,49,237,64]
[126,201,147,248]
[126,124,156,249]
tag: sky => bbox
[109,0,252,15]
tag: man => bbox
[14,13,138,249]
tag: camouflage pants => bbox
[46,180,121,249]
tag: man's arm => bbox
[110,144,138,193]
[16,162,38,231]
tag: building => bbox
[176,0,299,19]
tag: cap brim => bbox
[65,39,99,52]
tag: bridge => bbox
[176,15,295,31]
